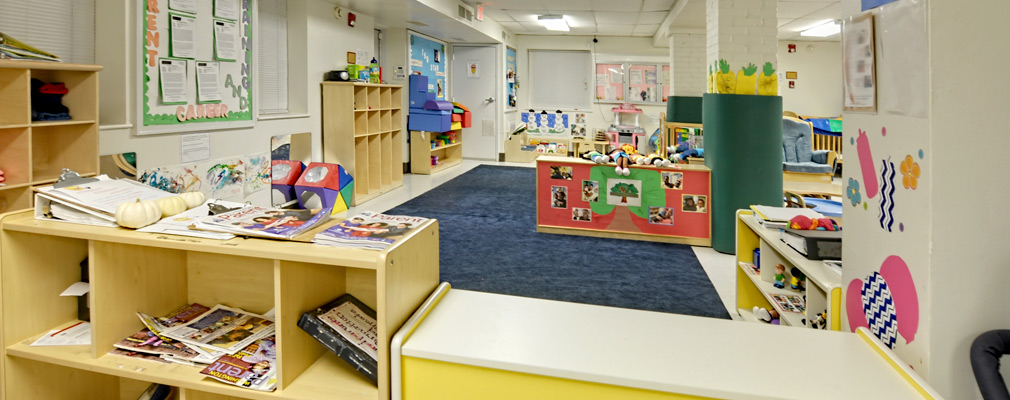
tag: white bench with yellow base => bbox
[392,283,941,400]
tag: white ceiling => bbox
[475,0,841,42]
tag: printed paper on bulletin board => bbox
[409,31,447,100]
[139,0,254,135]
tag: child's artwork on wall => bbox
[139,164,203,194]
[244,152,271,195]
[205,158,245,199]
[522,110,571,135]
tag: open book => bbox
[192,205,331,240]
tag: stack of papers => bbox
[750,205,824,229]
[35,175,175,226]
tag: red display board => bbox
[536,157,711,245]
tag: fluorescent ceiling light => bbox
[800,20,840,37]
[538,15,570,31]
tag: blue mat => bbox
[386,165,730,319]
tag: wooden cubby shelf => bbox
[322,82,404,206]
[0,211,440,400]
[409,130,462,175]
[0,60,100,214]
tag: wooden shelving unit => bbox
[0,61,101,214]
[734,210,841,330]
[409,130,462,175]
[0,210,440,400]
[321,82,404,206]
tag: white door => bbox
[450,45,499,160]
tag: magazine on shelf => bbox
[158,304,275,355]
[113,327,207,363]
[298,293,379,383]
[313,211,429,250]
[137,303,226,362]
[191,205,331,240]
[107,348,173,364]
[199,335,277,392]
[770,294,806,313]
[137,200,241,240]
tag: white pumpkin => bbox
[115,199,162,229]
[156,195,188,218]
[179,191,206,209]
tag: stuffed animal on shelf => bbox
[636,153,672,168]
[807,311,827,330]
[668,142,704,163]
[599,143,637,176]
[790,267,806,291]
[773,264,786,288]
[753,306,780,325]
[788,215,839,231]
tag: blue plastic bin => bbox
[408,109,451,132]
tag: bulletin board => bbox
[595,63,626,102]
[139,0,254,135]
[521,110,570,135]
[628,64,659,103]
[506,46,517,109]
[662,65,671,100]
[536,157,711,246]
[408,31,447,100]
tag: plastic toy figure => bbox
[790,267,806,291]
[593,143,637,176]
[753,306,780,324]
[773,264,786,288]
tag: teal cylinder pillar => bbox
[703,93,783,254]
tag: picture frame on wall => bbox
[842,12,876,113]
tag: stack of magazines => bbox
[192,205,331,240]
[0,32,60,62]
[313,211,429,250]
[111,303,278,392]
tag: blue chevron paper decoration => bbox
[861,272,898,349]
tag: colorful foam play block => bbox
[451,113,461,122]
[408,109,451,132]
[293,162,353,215]
[271,160,305,204]
[423,100,454,111]
[450,121,462,131]
[461,111,472,128]
[409,75,429,108]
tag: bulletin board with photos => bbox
[595,62,670,105]
[140,0,254,134]
[536,156,711,246]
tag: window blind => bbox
[258,0,288,115]
[529,50,592,110]
[0,0,95,64]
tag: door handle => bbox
[485,97,495,103]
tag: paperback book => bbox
[200,335,277,392]
[313,211,429,250]
[298,293,378,383]
[192,205,331,240]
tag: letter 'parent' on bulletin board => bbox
[139,0,254,135]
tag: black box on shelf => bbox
[780,229,841,260]
[298,293,378,384]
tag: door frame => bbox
[450,43,503,160]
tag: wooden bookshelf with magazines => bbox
[0,209,439,400]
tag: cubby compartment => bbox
[389,87,402,109]
[31,123,98,183]
[0,68,29,126]
[410,130,462,175]
[321,82,404,206]
[0,127,31,186]
[30,68,98,123]
[0,186,31,214]
[0,211,440,400]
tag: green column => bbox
[703,93,783,253]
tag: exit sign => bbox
[476,5,484,21]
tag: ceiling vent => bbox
[457,3,474,23]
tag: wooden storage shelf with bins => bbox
[0,61,101,214]
[734,210,841,330]
[322,82,404,206]
[0,210,440,400]
[410,130,462,175]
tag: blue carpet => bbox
[386,165,730,319]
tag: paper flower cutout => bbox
[900,155,920,190]
[846,178,862,206]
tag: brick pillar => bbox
[668,32,707,97]
[706,0,778,95]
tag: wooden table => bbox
[784,179,843,198]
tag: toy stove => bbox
[607,103,646,148]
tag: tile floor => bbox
[340,159,741,320]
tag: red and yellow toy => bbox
[788,215,839,231]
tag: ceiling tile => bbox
[498,21,525,31]
[632,24,661,36]
[642,0,675,12]
[541,0,594,11]
[778,18,831,33]
[596,24,635,35]
[493,0,549,10]
[637,11,667,24]
[559,11,595,28]
[520,21,550,32]
[594,12,640,24]
[569,25,599,34]
[590,0,643,12]
[777,1,834,19]
[803,2,842,19]
[483,9,514,22]
[506,10,540,22]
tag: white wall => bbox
[516,35,669,152]
[95,0,373,204]
[669,33,706,97]
[777,40,842,117]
